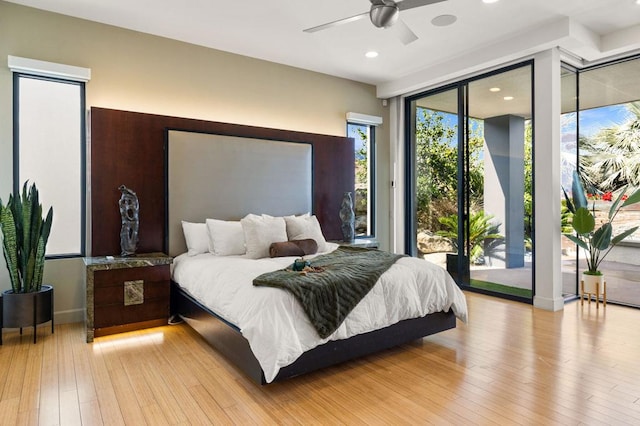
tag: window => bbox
[405,62,534,301]
[11,56,89,257]
[565,56,640,307]
[347,120,376,237]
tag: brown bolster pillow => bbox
[291,238,318,255]
[269,239,318,258]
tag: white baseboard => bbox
[54,308,84,324]
[533,295,565,311]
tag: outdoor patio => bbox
[424,252,640,307]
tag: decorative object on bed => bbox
[292,258,311,271]
[118,185,139,256]
[254,246,404,338]
[269,239,318,258]
[339,191,355,242]
[0,181,55,344]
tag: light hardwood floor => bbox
[1,292,640,425]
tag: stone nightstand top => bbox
[83,252,173,270]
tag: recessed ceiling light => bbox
[431,14,457,27]
[365,51,379,58]
[489,87,501,92]
[483,0,499,3]
[503,96,514,101]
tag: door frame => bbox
[404,60,535,303]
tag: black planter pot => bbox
[1,285,54,344]
[446,253,469,285]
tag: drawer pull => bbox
[124,280,144,306]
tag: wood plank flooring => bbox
[1,292,640,425]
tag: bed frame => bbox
[165,128,457,384]
[171,281,456,384]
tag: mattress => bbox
[171,244,468,383]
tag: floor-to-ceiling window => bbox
[406,62,534,302]
[560,65,579,298]
[566,56,640,307]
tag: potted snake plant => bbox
[0,182,54,344]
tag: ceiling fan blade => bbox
[397,0,447,11]
[303,12,369,33]
[392,19,418,45]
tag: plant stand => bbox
[580,279,607,308]
[0,285,54,345]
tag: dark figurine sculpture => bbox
[118,185,139,256]
[339,191,355,243]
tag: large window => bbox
[560,65,579,298]
[13,65,87,257]
[347,121,376,238]
[562,56,640,307]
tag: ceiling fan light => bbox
[370,5,399,28]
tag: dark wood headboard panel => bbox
[90,107,354,256]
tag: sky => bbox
[578,104,631,137]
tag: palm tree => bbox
[581,102,640,192]
[436,211,503,264]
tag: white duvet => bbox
[172,244,468,383]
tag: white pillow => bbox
[241,214,288,259]
[205,218,246,256]
[284,215,327,252]
[181,221,209,256]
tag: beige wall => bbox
[0,1,390,323]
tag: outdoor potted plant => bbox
[0,181,54,344]
[563,171,640,293]
[436,211,503,281]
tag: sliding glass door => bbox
[406,86,469,283]
[406,62,534,302]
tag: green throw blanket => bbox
[253,246,405,338]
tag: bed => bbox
[166,129,467,384]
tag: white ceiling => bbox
[7,0,640,98]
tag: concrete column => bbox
[484,114,525,268]
[533,48,564,311]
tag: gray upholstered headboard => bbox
[166,129,313,256]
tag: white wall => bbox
[0,1,390,323]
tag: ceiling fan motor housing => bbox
[370,4,400,28]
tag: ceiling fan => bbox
[303,0,448,45]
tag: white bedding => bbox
[172,244,468,383]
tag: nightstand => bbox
[330,238,379,249]
[84,252,173,342]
